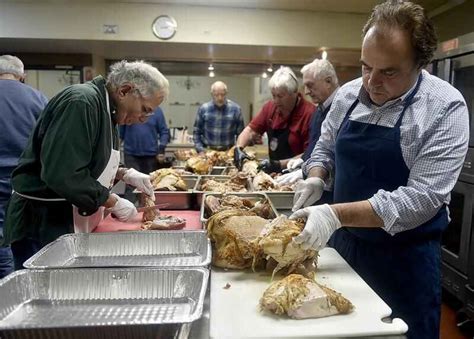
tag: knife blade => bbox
[281,163,302,174]
[137,203,170,212]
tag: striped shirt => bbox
[193,99,244,153]
[303,70,469,235]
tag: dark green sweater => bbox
[3,76,119,246]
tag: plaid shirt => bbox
[193,99,244,152]
[304,70,469,235]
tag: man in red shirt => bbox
[235,66,314,173]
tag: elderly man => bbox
[276,59,339,186]
[234,66,314,173]
[2,60,169,270]
[193,81,244,153]
[290,1,468,337]
[0,55,48,278]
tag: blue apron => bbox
[329,73,447,338]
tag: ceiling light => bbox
[267,65,273,73]
[262,72,268,79]
[208,64,214,71]
[209,71,215,78]
[322,50,328,60]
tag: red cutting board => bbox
[94,210,203,233]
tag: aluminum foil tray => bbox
[24,231,211,269]
[0,267,208,337]
[194,175,253,207]
[200,192,278,224]
[262,191,295,209]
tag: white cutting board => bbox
[210,248,408,338]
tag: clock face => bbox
[152,15,177,40]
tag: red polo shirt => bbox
[249,93,315,156]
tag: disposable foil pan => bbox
[0,267,208,338]
[260,191,295,209]
[24,231,211,269]
[200,192,278,224]
[194,175,253,207]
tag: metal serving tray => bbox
[199,192,278,224]
[210,166,226,175]
[146,175,198,210]
[24,231,211,269]
[0,267,208,338]
[173,166,225,175]
[259,191,295,210]
[193,175,252,207]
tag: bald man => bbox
[193,81,244,153]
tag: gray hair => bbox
[301,59,339,86]
[211,81,227,93]
[107,60,169,98]
[0,55,24,77]
[268,66,299,93]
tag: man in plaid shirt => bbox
[193,81,244,153]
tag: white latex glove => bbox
[275,169,303,185]
[122,168,155,200]
[292,177,325,211]
[290,204,341,251]
[107,193,138,222]
[287,158,304,170]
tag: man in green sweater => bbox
[2,60,169,270]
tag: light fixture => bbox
[267,65,273,73]
[209,71,215,78]
[321,50,328,60]
[262,72,268,79]
[208,64,214,71]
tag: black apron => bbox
[267,99,300,161]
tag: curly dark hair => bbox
[362,0,438,68]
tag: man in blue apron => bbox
[2,60,169,270]
[290,2,469,338]
[234,66,314,172]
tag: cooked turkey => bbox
[200,175,248,193]
[254,215,317,278]
[205,150,234,166]
[141,195,158,222]
[186,156,212,174]
[142,215,186,230]
[149,168,187,191]
[242,160,259,177]
[260,274,354,319]
[253,171,294,191]
[204,194,274,219]
[174,149,197,161]
[207,210,269,269]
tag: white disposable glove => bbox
[292,177,325,211]
[275,169,303,185]
[122,168,155,200]
[107,193,138,222]
[287,158,304,170]
[290,204,341,251]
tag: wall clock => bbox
[152,15,177,40]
